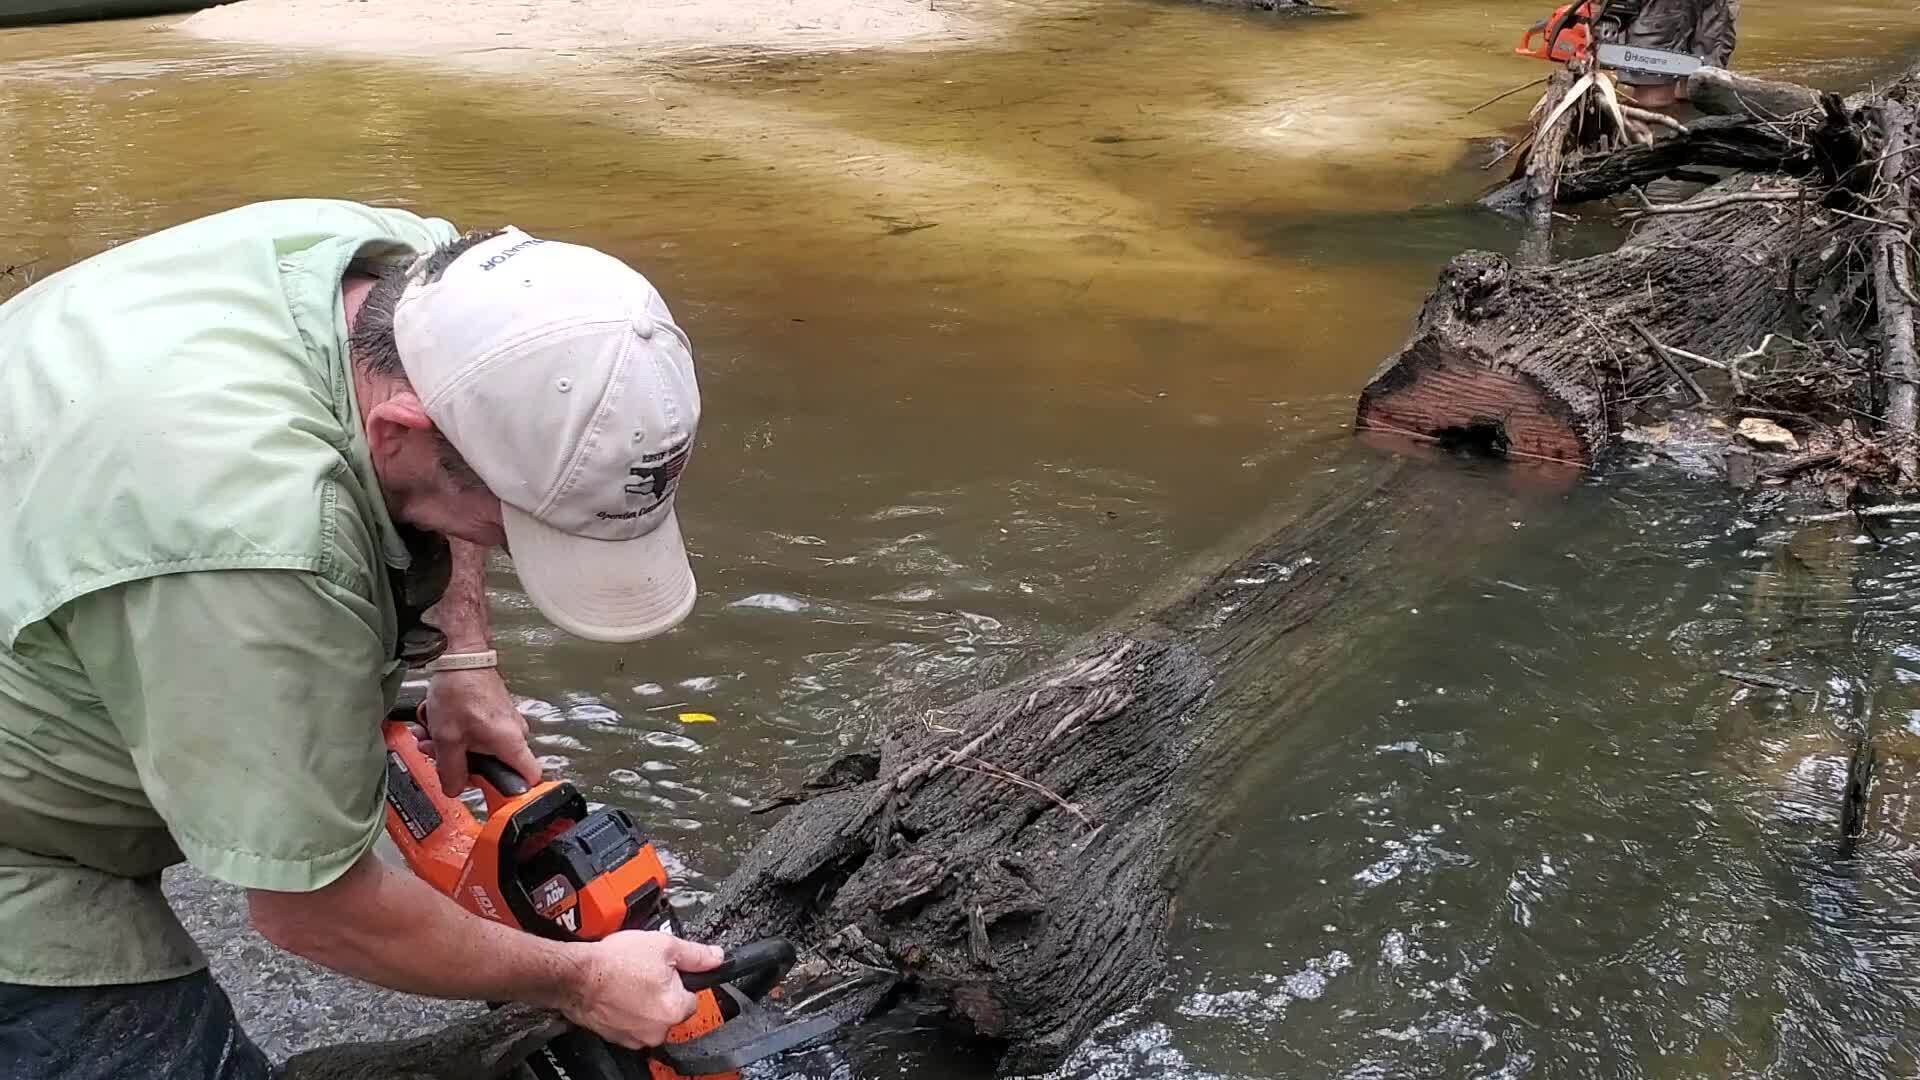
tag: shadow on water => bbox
[1220,202,1625,269]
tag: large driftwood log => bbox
[1688,66,1823,121]
[690,458,1514,1074]
[1553,114,1812,203]
[1358,177,1823,464]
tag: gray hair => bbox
[346,228,506,490]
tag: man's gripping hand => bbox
[562,932,725,1049]
[421,667,542,794]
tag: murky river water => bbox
[5,2,1920,1076]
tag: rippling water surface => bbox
[4,2,1920,1075]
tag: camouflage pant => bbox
[1596,0,1739,82]
[0,972,275,1080]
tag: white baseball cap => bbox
[392,227,700,643]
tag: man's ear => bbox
[364,392,435,464]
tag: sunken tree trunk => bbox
[1356,178,1821,465]
[690,458,1519,1074]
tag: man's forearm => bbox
[431,539,494,652]
[249,851,582,1011]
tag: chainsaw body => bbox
[1514,0,1593,63]
[381,710,755,1080]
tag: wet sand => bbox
[182,0,979,68]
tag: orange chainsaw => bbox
[380,699,850,1080]
[1514,0,1594,63]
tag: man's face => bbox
[410,461,508,549]
[363,395,507,548]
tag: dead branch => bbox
[1518,69,1587,265]
[1629,319,1709,404]
[1466,75,1549,116]
[1788,500,1920,524]
[1687,67,1823,122]
[1869,103,1917,483]
[1718,669,1814,694]
[1761,450,1844,479]
[1630,188,1804,216]
[1619,103,1688,135]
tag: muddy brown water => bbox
[6,2,1920,1076]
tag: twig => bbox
[1592,69,1630,142]
[894,716,1011,792]
[1628,319,1708,404]
[1618,103,1689,134]
[1724,333,1775,399]
[1484,132,1533,171]
[1827,206,1908,229]
[1655,343,1730,370]
[1787,501,1920,524]
[1718,669,1814,694]
[1538,71,1594,140]
[1760,450,1841,479]
[1466,75,1549,116]
[954,758,1092,828]
[1629,190,1804,216]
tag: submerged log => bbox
[280,1004,564,1080]
[691,458,1515,1073]
[1357,177,1822,465]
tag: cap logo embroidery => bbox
[602,442,690,521]
[479,237,546,271]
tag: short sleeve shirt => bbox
[0,490,402,986]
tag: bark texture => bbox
[1553,114,1811,203]
[1870,102,1917,481]
[280,1004,566,1080]
[1357,179,1820,464]
[1688,66,1823,122]
[691,459,1511,1074]
[1517,69,1581,266]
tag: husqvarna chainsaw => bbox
[380,695,850,1080]
[1513,0,1595,64]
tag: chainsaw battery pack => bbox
[491,784,680,942]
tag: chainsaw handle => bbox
[400,696,531,801]
[469,752,530,799]
[680,938,796,994]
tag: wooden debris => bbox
[1736,417,1800,451]
[1869,102,1917,484]
[1788,501,1920,524]
[1718,669,1814,694]
[1687,66,1823,122]
[1629,319,1709,405]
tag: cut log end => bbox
[1356,348,1589,465]
[1354,250,1595,467]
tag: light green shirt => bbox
[0,200,458,985]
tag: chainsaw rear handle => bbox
[467,752,530,798]
[680,938,796,994]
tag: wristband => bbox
[426,650,498,673]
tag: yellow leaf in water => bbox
[678,712,718,724]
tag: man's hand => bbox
[561,932,725,1049]
[422,667,542,794]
